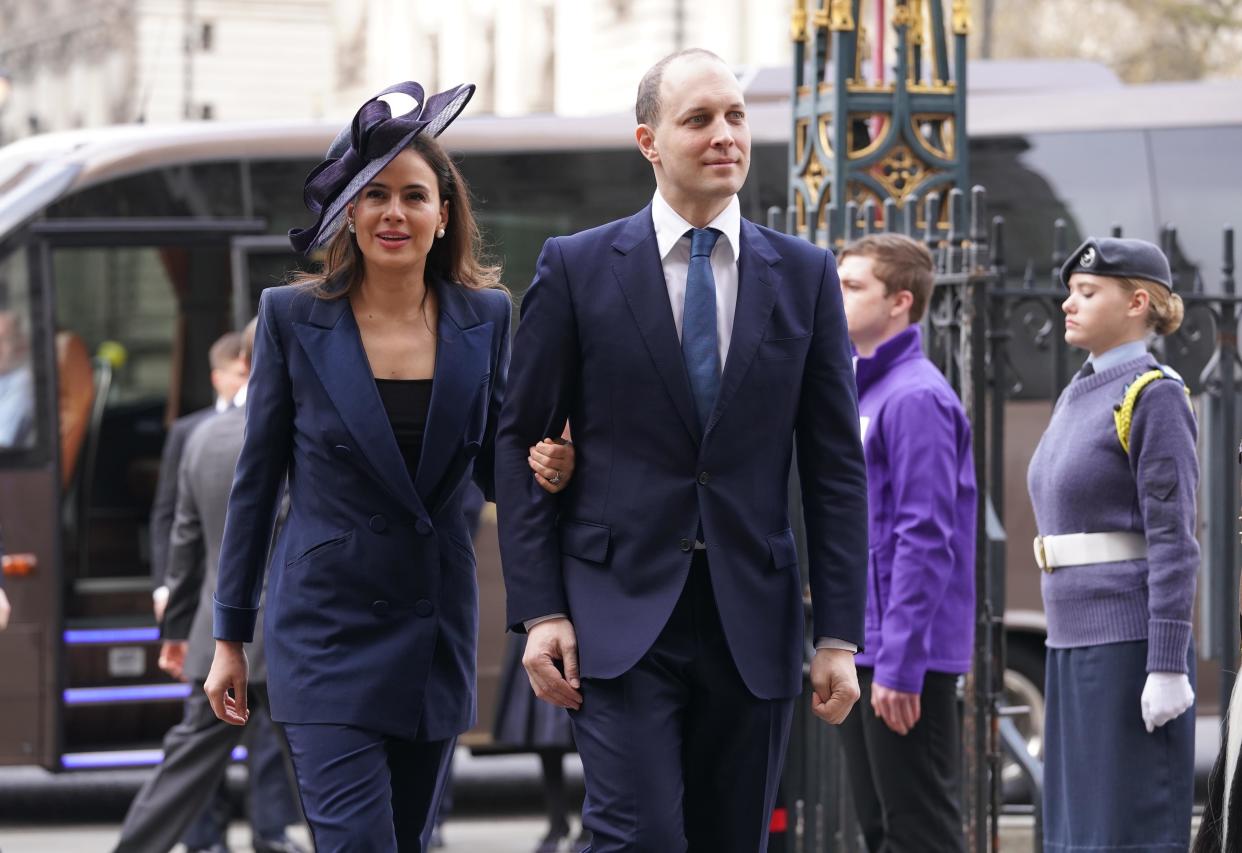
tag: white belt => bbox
[1033,532,1147,573]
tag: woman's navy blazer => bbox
[213,280,511,741]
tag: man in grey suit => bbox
[114,320,306,853]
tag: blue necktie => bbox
[682,228,722,431]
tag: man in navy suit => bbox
[496,49,868,852]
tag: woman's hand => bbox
[530,437,575,494]
[204,640,251,726]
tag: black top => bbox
[375,378,433,484]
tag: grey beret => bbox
[1059,237,1173,291]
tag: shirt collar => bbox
[233,383,248,407]
[651,190,741,263]
[1087,339,1149,373]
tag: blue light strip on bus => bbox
[63,684,191,704]
[62,745,248,770]
[64,627,161,645]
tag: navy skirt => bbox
[1044,640,1195,852]
[491,633,576,750]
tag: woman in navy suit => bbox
[204,82,573,852]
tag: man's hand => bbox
[810,647,860,724]
[523,617,583,710]
[530,437,574,494]
[158,640,188,680]
[0,587,10,631]
[204,640,250,726]
[152,585,169,622]
[871,682,921,735]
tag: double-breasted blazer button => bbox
[333,444,352,458]
[697,472,711,485]
[372,600,390,616]
[679,538,693,552]
[415,519,433,536]
[369,514,387,533]
[415,599,434,617]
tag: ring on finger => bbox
[549,469,561,485]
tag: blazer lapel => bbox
[708,219,778,434]
[414,281,493,505]
[291,295,428,522]
[611,206,701,443]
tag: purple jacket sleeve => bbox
[874,390,967,693]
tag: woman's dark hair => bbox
[291,133,502,298]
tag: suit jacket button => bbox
[415,599,434,617]
[372,600,389,616]
[679,538,692,552]
[415,520,433,536]
[369,514,387,533]
[697,472,710,485]
[334,444,352,458]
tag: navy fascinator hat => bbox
[289,80,475,254]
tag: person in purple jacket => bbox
[1029,237,1197,852]
[836,234,975,853]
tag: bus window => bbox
[52,243,233,583]
[0,250,36,452]
[47,162,246,219]
[1149,126,1242,290]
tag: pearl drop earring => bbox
[436,227,446,239]
[347,219,356,234]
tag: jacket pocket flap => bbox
[767,528,799,569]
[560,520,611,564]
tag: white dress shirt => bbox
[651,190,741,368]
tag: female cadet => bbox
[203,82,573,852]
[1028,237,1198,852]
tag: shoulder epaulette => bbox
[1113,365,1192,454]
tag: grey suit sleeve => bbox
[162,444,205,641]
[150,419,189,588]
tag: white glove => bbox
[1140,671,1194,733]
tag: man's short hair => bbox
[208,331,244,370]
[239,318,258,366]
[839,233,936,323]
[635,48,729,127]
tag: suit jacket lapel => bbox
[708,219,778,434]
[291,295,428,522]
[415,281,492,505]
[611,206,701,443]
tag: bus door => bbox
[0,231,65,767]
[10,218,263,770]
[229,234,308,326]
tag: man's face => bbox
[838,254,907,354]
[211,357,249,403]
[642,57,751,212]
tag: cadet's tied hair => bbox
[636,48,729,128]
[1117,277,1185,336]
[839,233,936,323]
[208,331,244,370]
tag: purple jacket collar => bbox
[855,325,924,395]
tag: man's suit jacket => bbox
[213,280,510,741]
[151,407,216,588]
[162,405,268,683]
[496,206,868,701]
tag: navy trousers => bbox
[569,552,795,853]
[282,723,453,853]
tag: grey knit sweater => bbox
[1027,354,1199,674]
